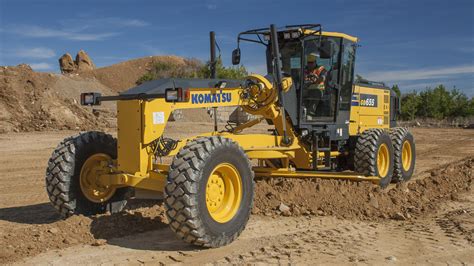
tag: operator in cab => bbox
[305,52,327,90]
[303,52,327,118]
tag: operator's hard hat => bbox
[307,53,319,63]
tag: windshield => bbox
[276,36,343,122]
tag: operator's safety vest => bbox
[306,66,326,90]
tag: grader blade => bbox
[254,168,380,183]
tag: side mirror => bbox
[319,40,335,59]
[232,48,241,65]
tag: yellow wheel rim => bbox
[402,140,412,171]
[377,143,390,178]
[206,163,242,223]
[79,153,116,203]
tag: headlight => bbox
[80,92,102,106]
[166,89,179,101]
[291,31,300,38]
[165,88,189,102]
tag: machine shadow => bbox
[0,199,159,225]
[0,200,199,252]
[89,209,198,252]
[0,203,61,225]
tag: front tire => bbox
[164,136,254,248]
[45,131,131,218]
[355,129,394,188]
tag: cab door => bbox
[301,36,341,123]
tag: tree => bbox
[400,91,420,120]
[398,84,473,120]
[417,85,450,119]
[449,89,472,117]
[391,84,401,98]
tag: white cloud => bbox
[30,62,53,70]
[13,47,56,59]
[3,16,149,42]
[206,4,217,10]
[116,18,149,27]
[365,65,474,82]
[5,25,118,41]
[60,17,150,28]
[6,25,118,41]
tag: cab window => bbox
[302,36,340,122]
[340,39,356,111]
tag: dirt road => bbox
[0,126,473,264]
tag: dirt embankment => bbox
[0,56,212,133]
[1,157,472,264]
[0,64,117,133]
[78,55,195,92]
[254,158,473,220]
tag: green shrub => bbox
[136,58,204,85]
[198,58,248,79]
[137,58,248,85]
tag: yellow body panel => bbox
[111,75,388,193]
[349,85,391,136]
[142,88,243,144]
[303,30,358,43]
[117,100,150,176]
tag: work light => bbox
[165,88,188,102]
[80,92,102,106]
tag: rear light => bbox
[80,92,102,106]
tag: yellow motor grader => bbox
[45,24,415,247]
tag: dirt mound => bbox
[0,202,166,264]
[0,64,116,133]
[253,157,473,220]
[79,55,191,92]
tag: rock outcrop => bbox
[75,50,95,71]
[59,50,95,74]
[58,53,76,73]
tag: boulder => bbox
[59,53,76,73]
[75,50,95,71]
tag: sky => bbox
[0,0,473,96]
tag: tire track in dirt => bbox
[1,128,473,264]
[212,204,473,265]
[5,157,473,264]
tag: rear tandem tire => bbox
[45,131,132,218]
[355,129,394,188]
[164,136,254,248]
[389,127,416,182]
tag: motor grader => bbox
[45,24,416,247]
